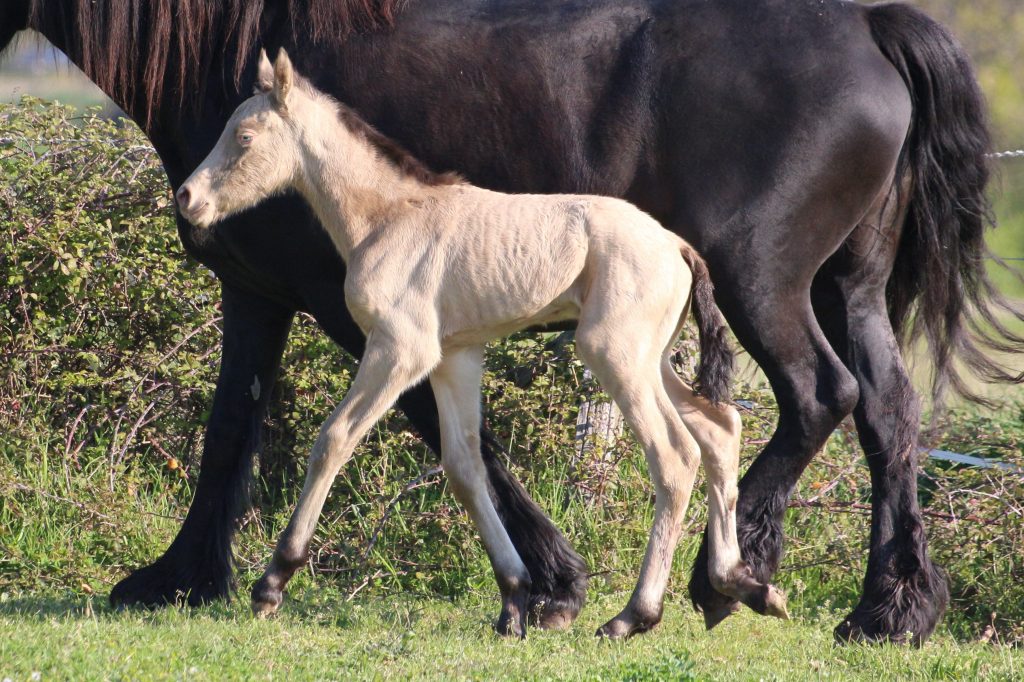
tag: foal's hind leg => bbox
[660,361,788,622]
[429,346,532,638]
[251,330,440,616]
[576,325,700,640]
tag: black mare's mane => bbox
[26,0,408,124]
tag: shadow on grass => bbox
[0,593,237,622]
[0,595,97,620]
[0,588,391,631]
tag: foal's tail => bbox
[867,3,1024,406]
[679,242,734,405]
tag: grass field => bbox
[1,590,1022,681]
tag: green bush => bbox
[1,98,1022,643]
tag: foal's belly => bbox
[440,294,581,348]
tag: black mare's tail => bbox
[481,433,589,627]
[868,3,1024,406]
[680,243,735,405]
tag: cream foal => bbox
[177,50,787,639]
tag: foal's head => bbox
[176,49,315,228]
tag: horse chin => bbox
[188,206,220,230]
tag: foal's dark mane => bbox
[28,0,407,123]
[290,76,461,187]
[335,104,463,187]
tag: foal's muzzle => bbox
[175,184,211,226]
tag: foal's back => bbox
[349,184,683,347]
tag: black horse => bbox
[3,0,1020,644]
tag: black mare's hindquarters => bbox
[9,0,1015,643]
[689,3,1002,644]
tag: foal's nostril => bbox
[176,186,192,210]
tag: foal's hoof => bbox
[714,563,789,622]
[596,609,661,640]
[250,579,283,618]
[764,585,790,620]
[701,600,741,630]
[494,580,531,639]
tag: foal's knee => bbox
[309,424,353,472]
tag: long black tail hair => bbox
[868,3,1024,406]
[680,243,735,405]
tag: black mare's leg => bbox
[309,301,589,628]
[110,285,294,607]
[683,68,911,627]
[813,221,948,645]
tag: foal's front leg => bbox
[429,346,533,638]
[251,330,441,616]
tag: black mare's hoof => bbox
[109,557,230,609]
[688,566,740,631]
[834,564,949,646]
[528,589,587,631]
[834,601,944,647]
[531,607,574,631]
[494,581,531,639]
[494,612,526,639]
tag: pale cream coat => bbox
[177,50,787,639]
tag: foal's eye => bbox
[238,132,255,146]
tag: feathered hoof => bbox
[528,589,586,631]
[110,556,230,609]
[834,561,949,646]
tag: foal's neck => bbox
[294,105,425,261]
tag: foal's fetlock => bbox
[713,563,789,621]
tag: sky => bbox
[0,32,109,107]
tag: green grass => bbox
[0,591,1021,681]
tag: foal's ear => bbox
[255,49,274,94]
[272,49,294,110]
